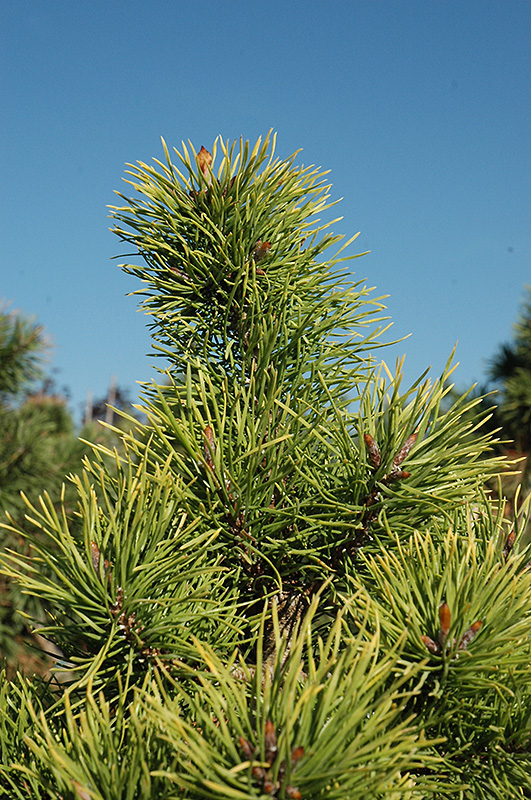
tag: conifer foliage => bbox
[0,308,83,668]
[2,133,531,798]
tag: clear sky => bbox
[1,1,530,420]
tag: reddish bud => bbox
[392,430,418,469]
[364,433,381,468]
[91,541,101,571]
[252,765,267,780]
[91,541,111,581]
[503,530,516,560]
[253,240,271,263]
[239,736,254,760]
[204,425,215,469]
[111,586,124,613]
[286,787,302,799]
[264,719,278,763]
[168,265,191,282]
[197,146,212,182]
[459,620,482,650]
[291,745,304,765]
[420,635,439,654]
[439,602,451,643]
[388,469,411,482]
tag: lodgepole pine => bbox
[1,133,531,799]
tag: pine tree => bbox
[487,287,531,507]
[2,133,531,799]
[489,286,531,446]
[0,308,84,669]
[0,309,129,671]
[451,288,531,528]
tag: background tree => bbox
[0,308,82,670]
[450,288,531,525]
[1,134,530,799]
[488,287,531,496]
[0,307,136,672]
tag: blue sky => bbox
[1,1,530,420]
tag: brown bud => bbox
[388,469,411,482]
[91,540,101,571]
[204,425,215,469]
[253,240,272,263]
[392,430,418,469]
[197,146,212,182]
[286,787,302,799]
[264,719,278,764]
[363,433,381,468]
[291,745,304,766]
[439,602,451,644]
[459,620,482,650]
[239,736,254,760]
[503,530,516,560]
[420,635,439,654]
[168,265,191,282]
[91,541,111,581]
[111,586,124,614]
[252,765,267,780]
